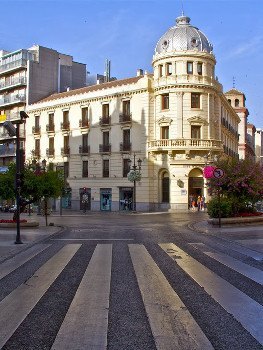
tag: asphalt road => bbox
[0,212,263,350]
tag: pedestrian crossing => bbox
[0,241,262,349]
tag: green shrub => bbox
[207,197,233,218]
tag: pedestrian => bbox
[201,196,205,211]
[191,197,196,211]
[197,196,201,211]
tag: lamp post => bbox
[128,154,142,212]
[3,111,29,244]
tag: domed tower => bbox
[149,14,239,210]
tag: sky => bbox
[1,0,263,127]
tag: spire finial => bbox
[233,76,236,89]
[181,1,184,16]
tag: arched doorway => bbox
[188,168,204,198]
[162,171,170,203]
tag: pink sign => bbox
[203,166,216,179]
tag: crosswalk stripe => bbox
[129,244,214,350]
[51,244,112,350]
[190,243,263,285]
[0,244,81,349]
[160,243,263,345]
[0,244,50,281]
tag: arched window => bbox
[228,99,231,105]
[162,172,170,203]
[235,99,239,107]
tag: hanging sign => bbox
[213,168,225,179]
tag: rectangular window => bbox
[49,113,54,125]
[49,137,54,150]
[166,63,172,76]
[82,133,88,147]
[103,131,109,146]
[35,115,40,128]
[161,94,169,110]
[35,139,40,156]
[64,135,69,148]
[103,159,109,178]
[64,161,69,178]
[82,161,88,177]
[197,63,203,75]
[63,110,69,124]
[123,100,130,115]
[187,61,193,74]
[174,62,176,74]
[82,107,88,121]
[191,125,201,139]
[123,159,130,177]
[191,93,200,108]
[161,126,169,139]
[102,104,109,118]
[123,129,130,144]
[159,65,163,77]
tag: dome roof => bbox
[155,15,213,55]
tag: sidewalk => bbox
[0,214,62,263]
[189,219,263,255]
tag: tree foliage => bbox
[207,157,263,216]
[0,162,64,209]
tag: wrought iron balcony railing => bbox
[46,148,55,158]
[61,147,70,156]
[120,142,132,152]
[99,144,111,153]
[79,119,89,128]
[32,126,41,134]
[119,113,132,123]
[61,122,70,131]
[46,124,55,133]
[79,145,90,154]
[99,116,111,126]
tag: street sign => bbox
[213,168,225,179]
[0,114,7,122]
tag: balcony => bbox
[0,77,27,91]
[0,128,25,140]
[32,149,41,158]
[61,147,70,157]
[99,144,111,153]
[79,119,89,129]
[32,126,41,135]
[99,116,111,126]
[0,59,27,74]
[46,124,55,133]
[120,142,132,152]
[46,148,55,158]
[147,138,223,152]
[79,145,90,155]
[119,113,132,123]
[0,94,26,107]
[61,121,70,132]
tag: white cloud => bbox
[225,35,263,59]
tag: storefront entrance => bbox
[79,188,91,211]
[119,187,133,211]
[100,188,112,211]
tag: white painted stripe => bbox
[52,244,112,350]
[51,238,134,241]
[205,251,263,285]
[129,244,213,350]
[0,244,81,348]
[190,243,263,285]
[0,244,50,280]
[160,243,263,345]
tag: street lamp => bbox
[128,154,142,212]
[3,111,29,244]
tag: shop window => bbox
[161,94,169,110]
[161,126,169,139]
[100,188,112,211]
[191,93,200,108]
[187,61,193,74]
[103,159,109,177]
[191,125,201,139]
[82,161,88,177]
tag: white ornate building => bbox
[25,14,240,211]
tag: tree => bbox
[207,157,263,216]
[0,161,64,224]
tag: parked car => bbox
[9,205,17,213]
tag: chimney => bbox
[137,69,143,76]
[66,87,70,91]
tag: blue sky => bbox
[1,0,262,127]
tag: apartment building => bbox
[25,14,240,211]
[0,45,86,167]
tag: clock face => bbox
[191,37,199,47]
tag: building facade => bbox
[25,15,240,212]
[0,45,86,168]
